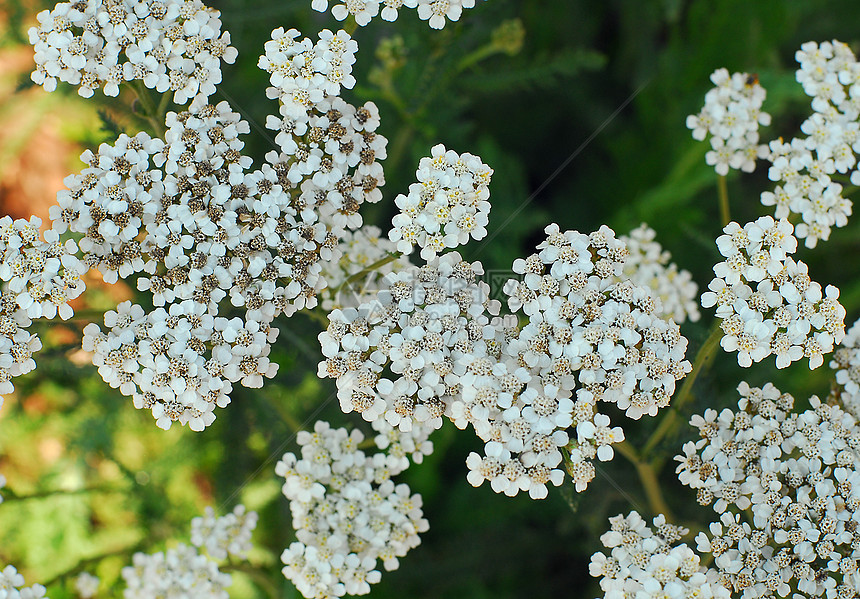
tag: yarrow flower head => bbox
[276,421,429,598]
[458,224,691,498]
[121,504,256,598]
[28,0,237,102]
[687,68,771,175]
[0,215,86,397]
[618,223,700,324]
[310,0,486,29]
[318,251,500,432]
[701,216,845,369]
[760,41,858,248]
[676,382,860,599]
[389,144,492,260]
[590,511,730,599]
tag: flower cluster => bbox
[371,417,435,472]
[0,564,47,599]
[83,300,278,430]
[310,0,486,29]
[389,144,492,260]
[319,226,412,310]
[701,216,845,369]
[259,29,388,237]
[190,504,258,561]
[318,252,500,432]
[74,573,99,598]
[676,382,860,599]
[618,224,700,324]
[760,41,858,248]
[121,504,256,598]
[830,317,860,419]
[68,98,351,429]
[0,216,86,397]
[687,68,771,175]
[590,511,730,599]
[459,224,691,497]
[29,0,237,102]
[276,421,429,598]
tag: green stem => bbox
[1,485,124,502]
[717,175,730,226]
[384,124,414,183]
[335,252,402,296]
[614,440,674,520]
[343,15,358,36]
[126,81,166,138]
[455,43,499,73]
[641,321,723,461]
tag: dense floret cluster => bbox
[121,504,256,598]
[701,216,845,368]
[389,144,492,260]
[318,252,500,431]
[276,421,429,598]
[0,216,85,396]
[590,511,730,599]
[761,40,857,248]
[686,68,771,175]
[28,0,237,102]
[676,382,860,599]
[459,224,691,497]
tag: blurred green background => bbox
[2,0,860,596]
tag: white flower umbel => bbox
[687,68,771,175]
[458,224,691,498]
[759,41,858,248]
[83,300,279,431]
[389,144,492,260]
[701,216,845,369]
[590,512,730,599]
[190,504,258,561]
[0,564,48,598]
[0,215,86,397]
[28,0,237,102]
[318,252,500,432]
[276,421,428,599]
[57,97,364,428]
[319,226,412,311]
[74,572,99,598]
[121,504,256,598]
[259,28,358,121]
[618,224,700,324]
[310,0,485,29]
[259,30,389,245]
[830,317,860,419]
[676,382,860,599]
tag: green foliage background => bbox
[2,0,860,596]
